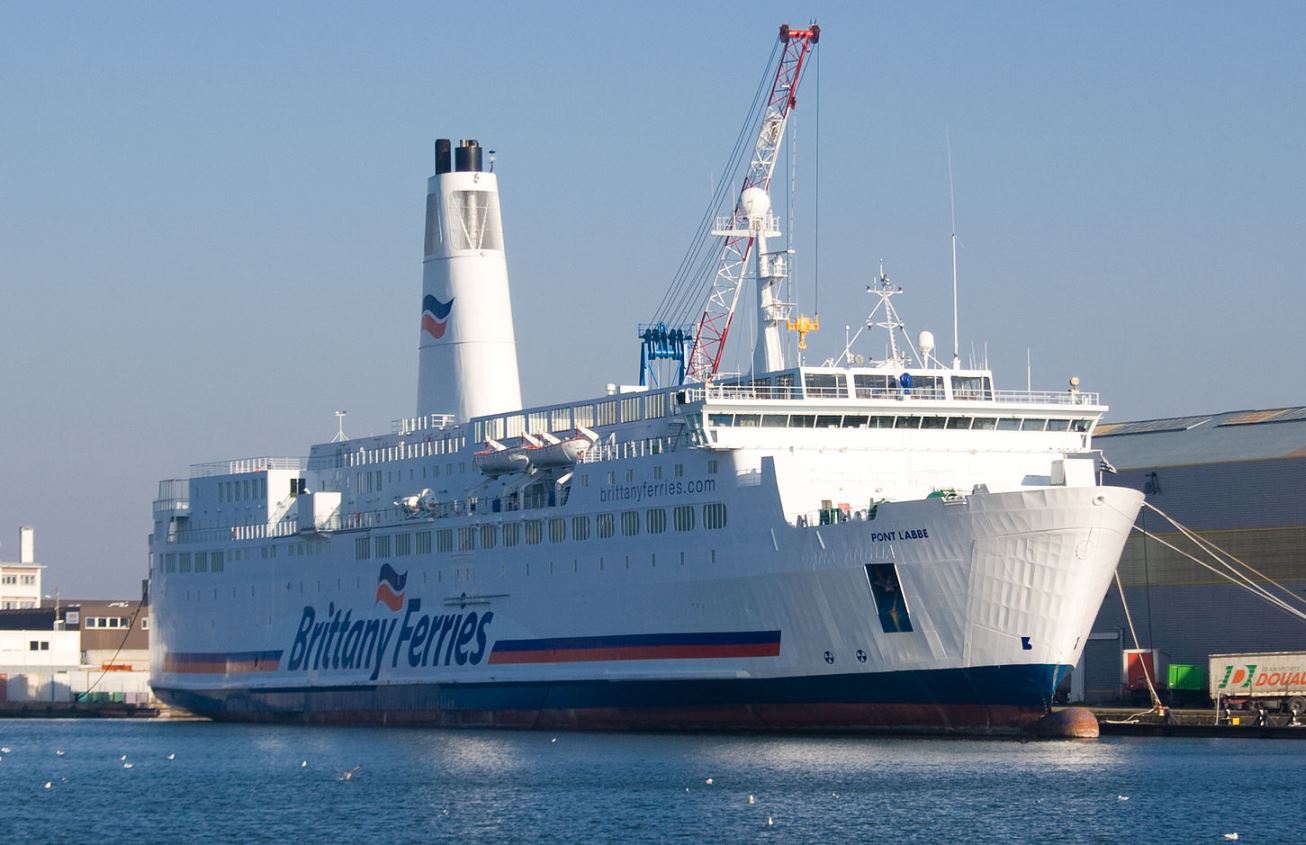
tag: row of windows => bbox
[164,502,729,573]
[84,616,132,629]
[799,372,992,401]
[1,574,36,586]
[164,550,236,574]
[216,477,266,504]
[175,545,727,607]
[162,540,330,574]
[354,503,729,560]
[341,434,466,468]
[706,413,1091,433]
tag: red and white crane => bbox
[684,23,820,383]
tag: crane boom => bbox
[685,23,819,383]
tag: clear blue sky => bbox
[2,2,1303,596]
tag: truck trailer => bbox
[1209,651,1306,725]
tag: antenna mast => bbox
[947,130,960,370]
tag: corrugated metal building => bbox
[1079,407,1306,703]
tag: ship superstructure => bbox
[148,25,1142,734]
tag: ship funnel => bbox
[416,137,523,423]
[454,139,483,172]
[435,138,452,174]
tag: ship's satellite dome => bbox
[740,187,772,220]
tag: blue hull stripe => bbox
[155,664,1072,732]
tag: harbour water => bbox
[1,722,1303,842]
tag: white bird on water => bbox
[55,750,64,757]
[300,760,308,768]
[43,781,52,790]
[705,777,714,785]
[1224,835,1239,841]
[1,746,11,754]
[119,755,128,762]
[123,762,133,770]
[339,764,363,781]
[767,816,774,827]
[1117,795,1129,801]
[747,794,755,805]
[166,753,175,761]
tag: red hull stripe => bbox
[164,650,283,674]
[488,631,781,665]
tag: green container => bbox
[1168,663,1206,691]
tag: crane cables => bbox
[647,40,782,334]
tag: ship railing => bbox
[153,497,190,516]
[168,489,592,543]
[189,456,308,478]
[792,507,875,528]
[171,516,301,545]
[684,384,1099,406]
[577,433,694,464]
[392,413,458,435]
[988,390,1100,405]
[791,491,969,529]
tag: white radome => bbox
[740,186,771,220]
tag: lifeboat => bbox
[527,434,592,468]
[474,429,595,477]
[474,446,531,477]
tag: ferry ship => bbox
[148,25,1142,735]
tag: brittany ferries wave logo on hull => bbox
[287,563,494,681]
[421,294,453,340]
[375,563,407,611]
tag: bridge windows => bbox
[950,375,993,400]
[803,372,845,399]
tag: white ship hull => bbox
[151,481,1141,734]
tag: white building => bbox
[0,526,43,609]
